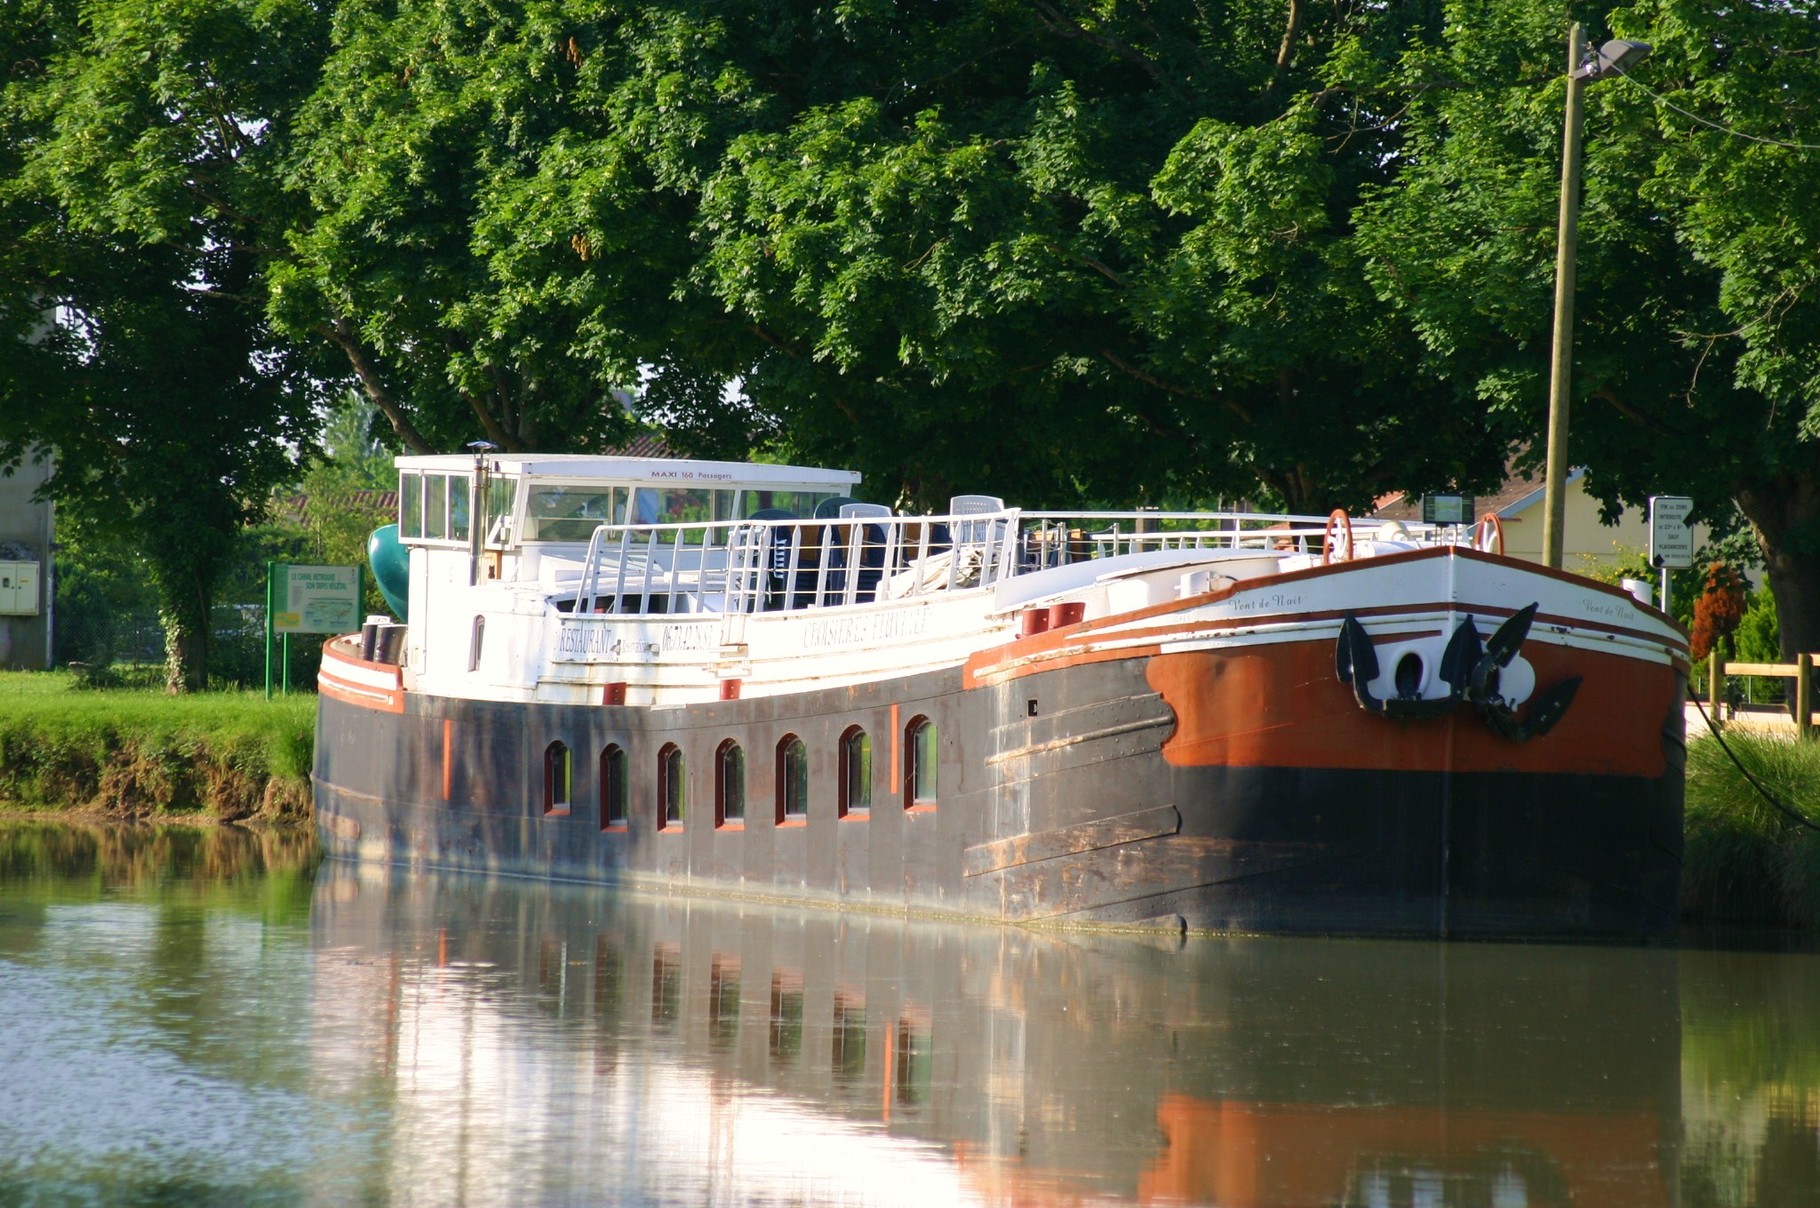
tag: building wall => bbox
[1498,483,1713,602]
[0,451,54,670]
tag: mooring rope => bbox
[1692,694,1820,833]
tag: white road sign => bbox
[1649,496,1695,570]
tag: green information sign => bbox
[265,561,366,698]
[272,564,362,634]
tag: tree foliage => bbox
[0,0,330,690]
[7,0,1820,661]
[1354,0,1820,653]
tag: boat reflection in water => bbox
[310,862,1679,1206]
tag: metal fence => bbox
[54,602,313,688]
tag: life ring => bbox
[1474,512,1504,556]
[1322,508,1354,564]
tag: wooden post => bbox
[1799,654,1812,740]
[1709,650,1725,724]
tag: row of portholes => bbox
[543,716,939,829]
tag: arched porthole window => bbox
[658,743,685,830]
[839,726,871,818]
[905,716,937,808]
[600,744,627,830]
[717,740,745,827]
[776,735,808,824]
[544,741,572,817]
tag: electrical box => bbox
[0,561,40,615]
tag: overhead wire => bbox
[1691,693,1820,832]
[1614,66,1820,152]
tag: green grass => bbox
[0,671,315,820]
[1685,730,1820,928]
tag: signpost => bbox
[1649,495,1694,614]
[266,562,364,697]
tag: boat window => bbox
[486,476,518,545]
[468,615,485,672]
[777,735,808,822]
[839,726,871,817]
[906,716,937,807]
[400,471,424,539]
[424,474,448,540]
[525,485,624,541]
[717,740,745,827]
[742,490,841,519]
[544,741,572,817]
[600,745,627,830]
[449,476,471,541]
[631,486,730,526]
[659,743,685,829]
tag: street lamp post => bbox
[1541,25,1650,569]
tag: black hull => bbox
[314,649,1684,941]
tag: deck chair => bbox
[813,496,861,519]
[949,495,1007,572]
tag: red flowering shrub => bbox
[1690,561,1748,662]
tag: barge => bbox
[313,453,1687,939]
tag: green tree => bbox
[0,0,332,691]
[1354,0,1820,656]
[282,0,1516,510]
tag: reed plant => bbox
[0,671,315,821]
[1684,730,1820,928]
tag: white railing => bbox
[576,510,1024,616]
[571,508,1466,616]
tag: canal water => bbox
[0,823,1816,1206]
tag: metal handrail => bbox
[571,507,1465,617]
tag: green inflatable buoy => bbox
[367,524,410,622]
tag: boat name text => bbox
[1228,591,1305,615]
[802,608,930,648]
[554,620,721,660]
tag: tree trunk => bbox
[1736,474,1820,669]
[156,570,215,694]
[161,611,209,694]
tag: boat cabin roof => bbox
[395,453,860,492]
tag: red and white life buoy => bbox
[1322,509,1354,565]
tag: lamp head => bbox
[1575,38,1651,80]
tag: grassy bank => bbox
[0,671,315,823]
[1685,730,1820,929]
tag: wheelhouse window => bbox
[839,726,872,817]
[424,474,448,540]
[400,471,424,538]
[399,468,477,545]
[716,740,745,827]
[658,743,685,829]
[544,741,572,817]
[449,475,470,541]
[524,484,626,542]
[600,745,628,830]
[776,735,808,823]
[906,716,937,808]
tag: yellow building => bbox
[1375,468,1712,586]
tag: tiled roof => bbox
[1371,467,1584,522]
